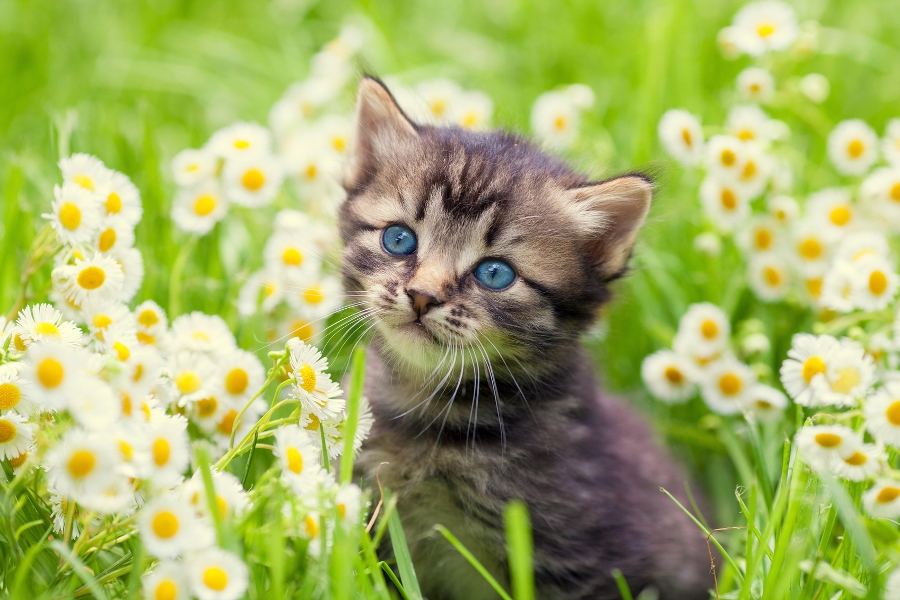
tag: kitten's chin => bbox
[376,322,446,374]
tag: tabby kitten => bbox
[340,77,711,600]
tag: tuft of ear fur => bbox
[566,175,653,278]
[344,76,418,191]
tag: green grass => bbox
[3,0,900,598]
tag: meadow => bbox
[2,0,900,598]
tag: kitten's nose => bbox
[407,288,441,318]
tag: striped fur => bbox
[341,78,711,600]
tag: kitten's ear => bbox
[567,175,653,278]
[345,76,418,191]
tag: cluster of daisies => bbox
[2,152,374,599]
[641,302,786,421]
[659,0,900,310]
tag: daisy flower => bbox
[705,135,747,180]
[93,215,135,254]
[737,216,780,254]
[275,425,325,494]
[263,232,321,282]
[834,231,890,264]
[850,253,898,311]
[138,492,214,559]
[530,90,579,149]
[334,484,363,525]
[181,469,250,520]
[221,153,284,208]
[673,302,730,361]
[168,351,218,406]
[18,341,85,411]
[208,122,272,160]
[287,275,344,321]
[747,252,790,302]
[0,412,35,461]
[799,73,830,104]
[807,188,859,236]
[237,269,285,316]
[886,568,900,599]
[821,260,859,313]
[58,253,125,306]
[80,477,139,516]
[49,488,85,539]
[795,424,860,472]
[863,480,900,519]
[14,303,82,348]
[700,357,756,415]
[883,119,900,166]
[135,299,168,333]
[658,109,705,166]
[172,147,217,188]
[780,333,841,406]
[827,119,879,176]
[171,312,236,356]
[142,415,191,488]
[59,153,111,193]
[279,316,320,345]
[808,340,874,407]
[455,90,494,130]
[45,182,102,245]
[351,396,374,456]
[699,176,751,232]
[736,67,774,103]
[187,547,249,600]
[213,349,264,407]
[67,379,121,430]
[640,350,696,404]
[142,561,190,600]
[745,384,787,423]
[414,79,463,124]
[864,381,900,446]
[119,345,164,399]
[99,170,143,226]
[289,341,346,421]
[45,428,119,499]
[767,194,799,225]
[832,443,882,482]
[315,114,354,158]
[860,167,900,227]
[81,300,134,343]
[0,364,37,416]
[725,105,774,143]
[188,392,229,434]
[790,219,833,276]
[171,184,229,235]
[716,26,742,59]
[734,142,772,198]
[107,246,144,303]
[731,0,799,56]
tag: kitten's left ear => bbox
[567,175,653,278]
[345,76,419,191]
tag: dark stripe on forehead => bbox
[520,277,598,323]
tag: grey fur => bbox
[341,77,712,600]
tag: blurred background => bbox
[2,0,900,521]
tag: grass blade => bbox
[504,500,535,600]
[434,525,513,600]
[386,492,422,600]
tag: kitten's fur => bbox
[340,77,711,600]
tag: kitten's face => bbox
[338,78,652,380]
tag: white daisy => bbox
[138,492,214,559]
[79,477,139,516]
[80,300,134,343]
[731,0,799,56]
[168,350,218,405]
[832,443,882,482]
[189,392,230,434]
[737,216,780,254]
[827,119,879,176]
[208,122,272,160]
[278,316,320,345]
[135,299,168,333]
[334,483,363,525]
[57,253,125,307]
[289,341,346,421]
[45,428,119,499]
[716,26,742,59]
[275,425,324,495]
[314,114,354,158]
[45,182,102,245]
[181,469,249,520]
[236,269,285,316]
[93,215,135,254]
[779,333,841,406]
[281,135,343,199]
[640,350,696,404]
[700,357,757,415]
[59,153,111,193]
[705,135,747,179]
[454,90,494,130]
[725,105,775,144]
[883,119,900,166]
[0,364,38,416]
[795,424,860,472]
[221,153,284,208]
[142,561,190,600]
[118,345,164,400]
[834,231,890,264]
[808,340,874,407]
[263,231,321,283]
[658,109,705,166]
[790,219,833,277]
[861,167,900,228]
[747,252,789,302]
[286,275,344,321]
[799,73,830,104]
[171,183,229,236]
[744,384,787,423]
[171,312,236,356]
[352,396,374,456]
[213,349,265,407]
[187,547,249,600]
[673,302,730,361]
[172,147,218,188]
[413,79,463,124]
[67,378,121,430]
[14,303,82,348]
[0,412,35,460]
[530,90,579,149]
[807,188,859,236]
[849,254,898,311]
[107,246,144,303]
[767,194,799,225]
[736,67,775,103]
[864,381,900,446]
[821,260,859,313]
[142,414,191,487]
[699,176,751,232]
[863,480,900,519]
[18,341,85,411]
[98,170,142,226]
[734,142,772,198]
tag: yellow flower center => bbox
[755,400,772,410]
[137,331,156,345]
[720,188,737,210]
[720,148,736,167]
[700,319,719,340]
[282,248,303,266]
[197,396,218,418]
[225,368,249,395]
[304,286,324,305]
[68,449,96,478]
[718,373,742,396]
[204,567,228,591]
[98,228,117,252]
[72,174,94,190]
[138,309,159,327]
[877,487,900,503]
[886,401,900,425]
[304,413,321,432]
[844,451,867,466]
[799,238,822,260]
[0,383,21,410]
[287,446,304,474]
[757,23,775,38]
[681,128,692,147]
[847,139,864,158]
[802,356,826,383]
[0,419,16,443]
[869,271,888,295]
[9,451,27,468]
[152,510,179,539]
[291,320,314,342]
[890,183,900,202]
[333,137,347,152]
[218,409,237,435]
[34,322,61,336]
[113,341,130,361]
[77,266,106,290]
[152,438,171,466]
[806,278,823,297]
[663,366,683,384]
[553,116,567,131]
[764,267,782,286]
[814,432,842,448]
[755,229,772,250]
[304,514,319,538]
[241,168,265,191]
[175,371,201,395]
[337,503,347,519]
[93,314,113,330]
[830,367,860,394]
[37,358,65,388]
[122,392,132,415]
[305,164,318,180]
[193,195,217,216]
[155,580,178,600]
[106,192,122,214]
[118,440,134,461]
[298,364,316,393]
[13,334,27,352]
[430,100,447,117]
[742,159,757,179]
[58,202,82,230]
[234,139,250,149]
[829,206,851,226]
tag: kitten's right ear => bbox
[345,76,418,191]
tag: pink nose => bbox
[407,289,441,318]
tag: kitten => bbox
[340,77,712,600]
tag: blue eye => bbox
[382,225,417,256]
[474,260,516,290]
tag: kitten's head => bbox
[338,77,651,380]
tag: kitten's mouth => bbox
[401,318,438,343]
